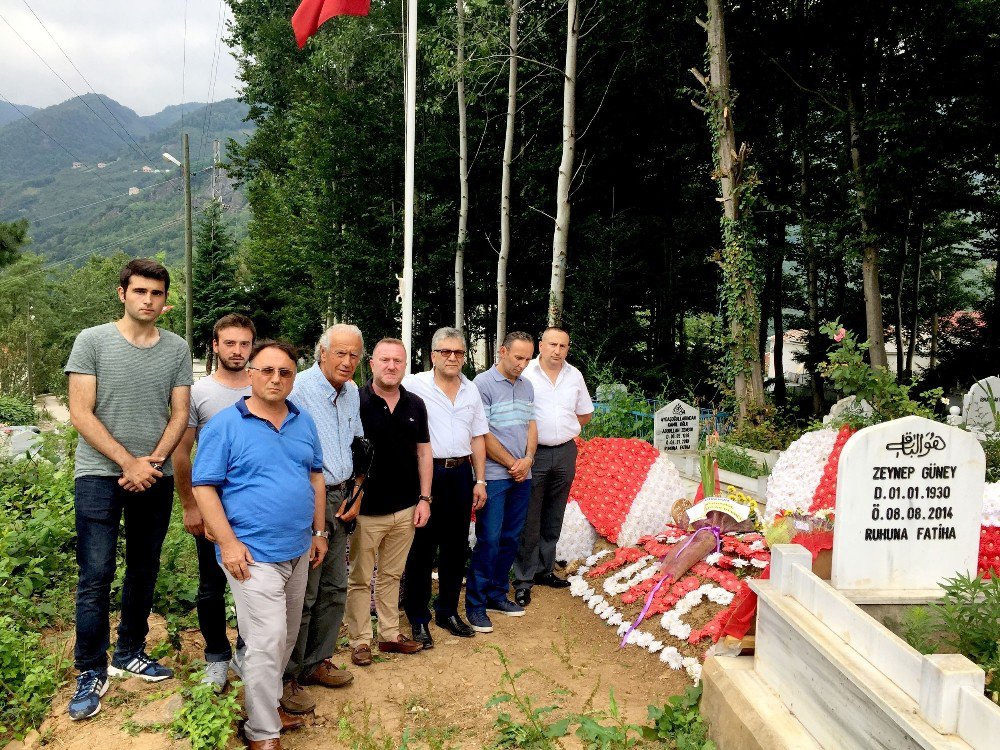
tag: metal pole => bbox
[183,132,194,350]
[401,0,417,372]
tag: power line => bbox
[0,11,150,164]
[0,89,106,181]
[20,0,157,165]
[181,0,189,129]
[197,0,228,163]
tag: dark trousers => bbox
[465,477,532,611]
[512,441,577,590]
[403,462,474,624]
[74,475,173,673]
[194,533,242,662]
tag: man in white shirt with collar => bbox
[512,326,593,606]
[402,327,489,645]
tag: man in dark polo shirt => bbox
[346,338,432,667]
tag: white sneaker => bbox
[201,660,230,692]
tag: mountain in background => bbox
[0,94,253,265]
[0,101,37,128]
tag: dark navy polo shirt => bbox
[359,380,430,516]
[192,396,324,563]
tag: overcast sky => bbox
[1,1,242,116]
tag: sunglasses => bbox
[247,366,295,379]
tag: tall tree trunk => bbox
[496,0,519,350]
[455,0,469,331]
[846,75,888,368]
[905,222,924,379]
[773,250,787,406]
[548,0,578,326]
[929,269,941,370]
[894,207,913,381]
[205,342,214,375]
[698,0,765,422]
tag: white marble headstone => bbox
[962,376,1000,432]
[831,415,985,592]
[654,399,698,452]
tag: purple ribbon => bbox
[618,526,722,649]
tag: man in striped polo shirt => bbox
[466,331,537,633]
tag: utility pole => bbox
[182,133,194,350]
[212,139,220,202]
[25,303,33,399]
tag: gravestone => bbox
[831,415,985,593]
[962,376,1000,433]
[654,399,698,452]
[822,395,873,426]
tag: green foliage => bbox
[902,574,1000,703]
[0,394,35,424]
[0,616,67,740]
[573,690,644,750]
[641,686,716,750]
[714,443,767,479]
[723,404,803,452]
[818,321,942,426]
[171,678,244,750]
[0,218,28,269]
[487,645,569,749]
[982,434,1000,483]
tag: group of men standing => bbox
[64,258,592,750]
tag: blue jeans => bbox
[465,478,531,612]
[74,475,173,673]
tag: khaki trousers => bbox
[345,506,416,647]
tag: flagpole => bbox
[402,0,417,372]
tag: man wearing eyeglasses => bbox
[278,324,365,715]
[512,326,593,606]
[192,340,328,750]
[402,327,489,644]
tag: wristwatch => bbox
[475,480,487,485]
[312,529,330,539]
[418,494,433,505]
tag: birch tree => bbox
[454,0,469,331]
[547,0,578,327]
[497,0,519,349]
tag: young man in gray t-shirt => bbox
[172,314,255,692]
[64,259,192,721]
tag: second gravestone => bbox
[654,399,698,452]
[831,415,985,593]
[962,375,1000,433]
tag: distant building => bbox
[142,166,154,173]
[72,162,83,169]
[97,162,107,169]
[128,187,140,196]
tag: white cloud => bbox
[0,0,242,115]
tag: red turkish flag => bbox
[292,0,371,49]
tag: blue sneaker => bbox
[487,598,526,617]
[466,610,494,633]
[68,670,108,721]
[109,651,174,682]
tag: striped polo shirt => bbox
[474,365,535,481]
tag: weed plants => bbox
[714,443,767,479]
[171,677,244,750]
[902,574,1000,703]
[0,394,36,425]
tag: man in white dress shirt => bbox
[512,326,593,605]
[402,327,489,645]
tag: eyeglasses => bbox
[247,366,295,379]
[433,349,466,359]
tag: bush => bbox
[715,443,767,479]
[171,678,244,750]
[983,435,1000,484]
[0,395,35,425]
[0,617,67,740]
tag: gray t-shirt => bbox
[65,322,193,478]
[189,376,251,438]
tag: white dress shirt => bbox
[402,370,489,458]
[522,359,594,446]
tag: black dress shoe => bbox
[534,572,571,589]
[434,613,476,638]
[412,622,434,649]
[514,588,531,607]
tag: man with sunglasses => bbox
[402,327,489,644]
[279,324,365,715]
[192,340,328,750]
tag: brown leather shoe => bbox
[351,644,372,667]
[298,659,354,688]
[247,738,281,749]
[279,679,315,714]
[377,634,424,654]
[278,706,305,732]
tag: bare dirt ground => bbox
[35,585,691,750]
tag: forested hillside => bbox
[0,96,253,263]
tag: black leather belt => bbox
[327,480,352,493]
[433,455,470,468]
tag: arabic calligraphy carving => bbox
[884,431,947,458]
